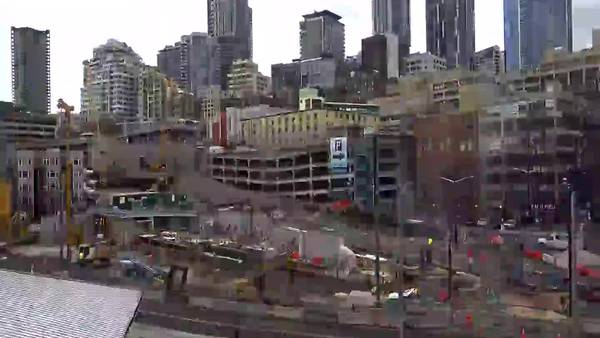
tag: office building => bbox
[81,39,144,122]
[207,0,253,58]
[299,57,339,90]
[594,28,600,48]
[227,59,269,99]
[300,10,345,62]
[504,0,572,72]
[470,46,505,76]
[157,33,221,97]
[372,0,411,66]
[479,89,582,223]
[271,61,301,108]
[361,34,400,79]
[414,112,479,220]
[11,27,50,113]
[352,132,416,222]
[208,0,253,89]
[425,0,475,69]
[404,52,446,75]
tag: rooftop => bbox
[0,269,141,338]
[303,10,342,21]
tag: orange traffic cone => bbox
[521,328,526,338]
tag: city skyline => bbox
[0,0,566,112]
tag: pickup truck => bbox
[537,233,568,251]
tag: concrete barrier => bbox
[269,306,304,320]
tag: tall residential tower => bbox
[11,27,50,113]
[425,0,475,69]
[80,39,144,122]
[504,0,573,71]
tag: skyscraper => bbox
[11,27,50,113]
[207,0,253,89]
[504,0,573,71]
[426,0,475,69]
[372,0,410,50]
[81,39,143,122]
[300,10,345,62]
[158,33,221,97]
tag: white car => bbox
[538,233,568,250]
[502,219,517,229]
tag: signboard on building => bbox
[330,137,348,173]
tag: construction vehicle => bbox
[73,241,112,268]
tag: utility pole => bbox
[57,99,76,261]
[372,134,381,307]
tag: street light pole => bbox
[440,175,474,301]
[511,167,536,223]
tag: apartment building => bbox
[16,147,86,219]
[11,27,51,114]
[138,67,197,121]
[81,40,144,122]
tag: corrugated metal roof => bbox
[0,269,141,338]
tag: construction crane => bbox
[57,99,80,252]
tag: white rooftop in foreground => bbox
[0,269,141,338]
[127,323,225,338]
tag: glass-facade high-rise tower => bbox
[504,0,573,72]
[425,0,475,69]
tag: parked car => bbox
[537,233,568,251]
[476,218,489,227]
[502,219,517,229]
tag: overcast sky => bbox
[0,0,594,112]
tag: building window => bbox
[18,159,22,166]
[43,158,49,166]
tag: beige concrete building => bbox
[240,101,379,148]
[227,59,269,99]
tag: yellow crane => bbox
[57,99,80,248]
